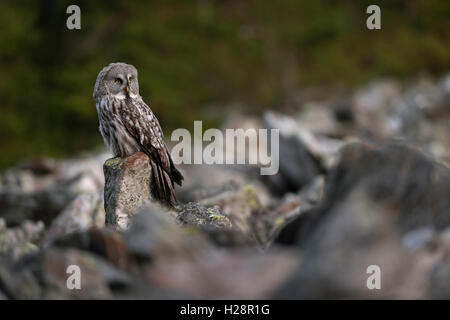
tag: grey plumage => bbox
[93,62,183,207]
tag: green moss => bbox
[104,158,122,170]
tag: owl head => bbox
[93,62,139,101]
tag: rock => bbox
[328,143,450,231]
[177,203,232,230]
[263,111,321,194]
[145,248,299,299]
[428,229,450,299]
[53,227,130,270]
[275,142,450,298]
[264,176,325,248]
[193,182,307,248]
[263,111,346,195]
[41,192,105,245]
[103,153,157,230]
[59,150,109,194]
[182,177,320,248]
[123,205,174,261]
[0,218,44,260]
[352,79,402,139]
[429,257,450,299]
[297,174,325,206]
[0,150,108,195]
[276,186,416,299]
[178,180,240,204]
[123,205,208,262]
[0,187,76,227]
[0,73,449,299]
[40,248,117,299]
[176,202,254,247]
[0,262,42,299]
[0,151,109,229]
[201,184,268,245]
[2,246,137,299]
[402,226,435,252]
[350,76,450,166]
[0,158,59,194]
[296,102,340,136]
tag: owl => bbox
[93,62,183,207]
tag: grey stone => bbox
[53,227,130,270]
[123,205,174,260]
[124,205,210,262]
[263,111,345,195]
[177,203,232,230]
[145,248,299,299]
[0,218,44,260]
[41,192,105,245]
[0,188,76,226]
[40,248,113,299]
[402,226,435,252]
[0,263,42,299]
[276,142,450,299]
[103,152,155,230]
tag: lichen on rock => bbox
[177,202,232,230]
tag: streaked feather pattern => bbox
[94,63,183,207]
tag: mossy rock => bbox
[177,202,232,230]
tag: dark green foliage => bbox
[0,0,449,168]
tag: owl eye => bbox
[114,78,123,85]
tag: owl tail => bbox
[169,156,184,187]
[149,159,178,207]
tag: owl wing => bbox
[119,97,183,184]
[117,97,183,206]
[119,98,169,163]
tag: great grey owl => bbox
[93,62,183,207]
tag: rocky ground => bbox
[0,75,449,299]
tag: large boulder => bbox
[40,193,105,245]
[263,111,345,195]
[276,143,450,299]
[104,153,159,230]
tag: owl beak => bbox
[125,86,130,93]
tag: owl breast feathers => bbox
[93,62,183,207]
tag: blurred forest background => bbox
[0,0,449,169]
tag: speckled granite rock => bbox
[103,153,155,230]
